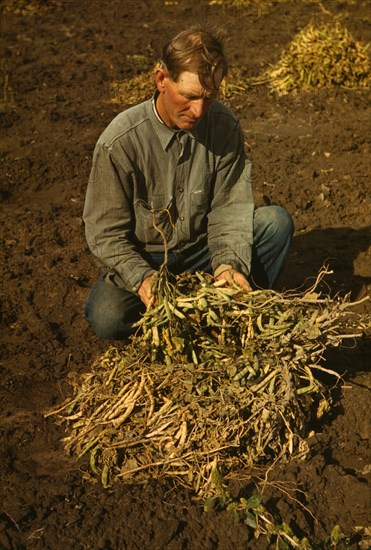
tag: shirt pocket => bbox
[134,196,174,245]
[189,189,210,233]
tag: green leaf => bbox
[226,502,240,524]
[266,522,280,535]
[298,538,314,550]
[244,511,257,529]
[306,326,321,339]
[282,522,295,536]
[226,502,238,513]
[330,525,346,544]
[278,538,290,550]
[204,496,218,513]
[246,493,263,509]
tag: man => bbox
[83,26,294,340]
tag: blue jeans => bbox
[84,206,294,340]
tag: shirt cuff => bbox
[214,264,233,278]
[130,268,156,294]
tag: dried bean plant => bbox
[46,266,369,497]
[254,20,370,95]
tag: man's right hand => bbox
[138,274,158,308]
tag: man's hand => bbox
[215,268,253,293]
[138,274,158,308]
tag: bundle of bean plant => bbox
[255,20,370,95]
[111,56,155,107]
[46,267,369,497]
[208,0,302,10]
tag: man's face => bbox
[155,69,223,130]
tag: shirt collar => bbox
[148,91,197,151]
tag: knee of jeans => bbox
[84,299,127,340]
[268,205,294,237]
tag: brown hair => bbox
[160,26,228,90]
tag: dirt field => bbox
[1,0,370,548]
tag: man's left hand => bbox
[215,268,253,293]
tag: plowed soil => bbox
[1,1,370,549]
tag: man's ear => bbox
[155,67,167,92]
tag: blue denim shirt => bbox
[83,97,254,292]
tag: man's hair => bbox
[160,26,228,90]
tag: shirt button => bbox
[179,216,184,221]
[178,187,184,192]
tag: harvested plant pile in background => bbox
[219,66,250,102]
[111,71,154,106]
[111,55,155,106]
[47,268,369,497]
[257,20,370,95]
[209,1,358,13]
[1,0,60,16]
[209,0,307,10]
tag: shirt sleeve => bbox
[207,119,254,277]
[83,142,156,293]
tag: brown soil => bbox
[1,1,370,548]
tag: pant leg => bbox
[84,271,146,340]
[251,205,294,288]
